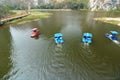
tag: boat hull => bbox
[82,38,92,43]
[54,38,64,44]
[31,32,40,38]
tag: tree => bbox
[0,4,10,19]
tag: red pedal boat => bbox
[31,28,41,38]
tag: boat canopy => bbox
[83,33,92,37]
[32,28,38,31]
[110,31,119,35]
[54,33,62,37]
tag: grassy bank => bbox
[29,9,72,11]
[6,10,52,25]
[94,17,120,26]
[3,9,88,25]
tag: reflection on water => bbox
[80,43,93,55]
[7,26,50,80]
[0,27,11,79]
[1,11,120,80]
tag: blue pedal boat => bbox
[54,33,64,44]
[105,31,119,41]
[82,33,92,43]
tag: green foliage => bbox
[53,2,65,9]
[0,4,10,19]
[7,4,27,10]
[0,0,89,10]
[36,0,88,9]
[116,5,120,11]
[36,4,51,9]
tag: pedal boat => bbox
[82,33,92,44]
[31,28,41,38]
[54,33,64,44]
[105,31,119,41]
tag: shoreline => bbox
[1,9,120,26]
[94,17,120,26]
[0,10,52,26]
[0,11,30,25]
[10,11,51,25]
[2,9,87,26]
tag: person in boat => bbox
[84,36,87,39]
[57,36,61,41]
[32,28,40,33]
[32,28,40,35]
[33,29,36,32]
[111,34,117,40]
[109,31,119,40]
[55,36,62,43]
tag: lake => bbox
[0,10,120,80]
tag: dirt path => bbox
[94,17,120,26]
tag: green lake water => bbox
[0,11,120,80]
